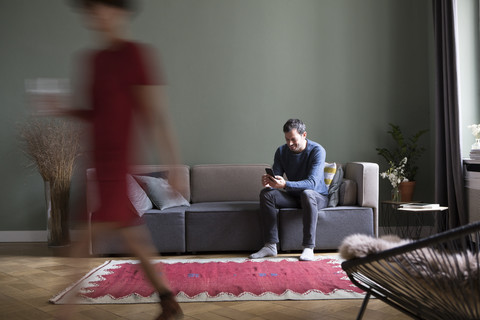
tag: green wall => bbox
[0,0,434,232]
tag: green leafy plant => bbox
[376,123,427,181]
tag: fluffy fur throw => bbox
[339,234,479,283]
[339,234,410,260]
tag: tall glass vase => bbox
[45,180,70,247]
[472,138,480,150]
[391,187,401,202]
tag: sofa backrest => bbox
[190,164,269,203]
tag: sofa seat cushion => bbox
[185,201,262,252]
[142,209,186,253]
[143,206,187,214]
[279,206,374,251]
[91,208,186,255]
[187,201,260,213]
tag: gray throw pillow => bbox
[339,179,357,206]
[127,175,153,216]
[327,165,344,207]
[136,171,169,179]
[133,175,190,210]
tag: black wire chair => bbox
[342,221,480,320]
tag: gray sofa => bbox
[86,162,378,255]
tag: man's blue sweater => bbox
[272,139,328,196]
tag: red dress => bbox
[89,41,162,226]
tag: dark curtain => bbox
[432,0,467,228]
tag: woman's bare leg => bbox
[119,225,172,293]
[119,225,183,320]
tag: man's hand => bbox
[261,174,286,189]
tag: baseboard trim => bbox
[1,228,435,243]
[0,230,84,242]
[0,231,47,242]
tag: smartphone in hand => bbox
[265,168,275,178]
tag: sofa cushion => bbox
[187,201,260,213]
[133,175,190,210]
[142,209,186,253]
[127,175,153,216]
[190,164,267,203]
[324,162,337,187]
[136,171,169,179]
[279,206,374,250]
[339,179,357,205]
[185,201,262,252]
[91,208,186,254]
[143,206,188,215]
[327,165,344,207]
[129,165,191,201]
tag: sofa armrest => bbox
[344,162,379,237]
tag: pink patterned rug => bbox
[50,256,364,304]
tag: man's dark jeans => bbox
[259,188,328,248]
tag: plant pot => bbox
[398,181,416,202]
[45,180,71,247]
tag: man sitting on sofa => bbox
[249,119,328,261]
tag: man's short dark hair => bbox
[283,119,306,134]
[71,0,136,12]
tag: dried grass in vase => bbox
[19,117,82,246]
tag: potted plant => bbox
[376,123,427,202]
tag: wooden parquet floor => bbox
[0,243,410,320]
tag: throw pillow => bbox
[133,175,190,210]
[339,179,357,206]
[126,175,153,216]
[327,165,344,207]
[324,162,337,188]
[136,171,169,179]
